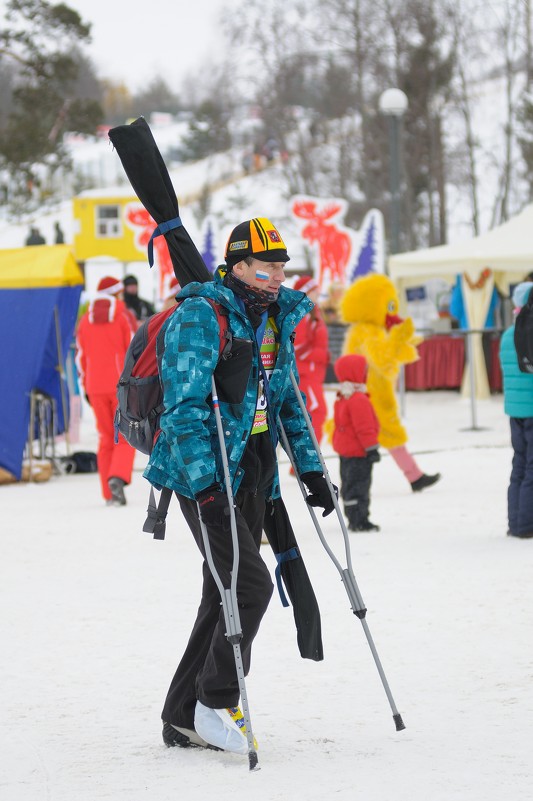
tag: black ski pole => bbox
[279,370,405,732]
[196,376,260,771]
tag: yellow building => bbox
[72,189,150,263]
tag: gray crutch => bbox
[279,370,405,732]
[196,376,259,771]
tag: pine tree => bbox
[0,0,103,207]
[201,220,217,275]
[517,92,533,202]
[179,101,231,162]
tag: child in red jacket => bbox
[333,354,380,532]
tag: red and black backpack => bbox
[114,298,231,456]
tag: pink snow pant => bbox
[388,445,423,483]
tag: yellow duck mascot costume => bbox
[340,273,440,492]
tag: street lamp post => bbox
[379,88,409,417]
[378,88,408,255]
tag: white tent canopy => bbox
[387,204,533,399]
[388,203,533,290]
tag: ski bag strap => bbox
[148,216,183,267]
[274,546,301,607]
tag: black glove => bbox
[195,487,231,527]
[301,471,338,517]
[366,449,381,464]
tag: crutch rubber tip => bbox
[393,713,406,731]
[248,751,260,771]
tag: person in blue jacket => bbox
[499,281,533,538]
[144,217,336,754]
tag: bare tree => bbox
[449,0,484,234]
[490,0,523,225]
[526,0,532,89]
[213,0,533,247]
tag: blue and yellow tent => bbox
[0,245,84,479]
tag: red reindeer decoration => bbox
[292,198,353,287]
[125,205,174,300]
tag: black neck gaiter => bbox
[223,269,278,316]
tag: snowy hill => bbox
[0,121,311,304]
[0,70,521,288]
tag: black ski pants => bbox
[339,455,374,529]
[161,489,274,729]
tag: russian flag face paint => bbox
[255,270,270,282]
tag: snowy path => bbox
[1,391,532,800]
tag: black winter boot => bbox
[411,473,441,493]
[108,476,126,505]
[350,520,380,532]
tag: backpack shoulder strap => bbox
[166,296,232,359]
[204,297,233,359]
[143,486,173,540]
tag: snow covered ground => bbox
[2,389,533,801]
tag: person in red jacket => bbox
[333,354,381,532]
[76,276,136,505]
[293,275,329,445]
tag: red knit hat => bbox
[293,275,319,294]
[97,276,124,295]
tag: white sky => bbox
[1,0,232,92]
[73,0,232,91]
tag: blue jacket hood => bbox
[177,273,314,329]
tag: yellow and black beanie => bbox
[224,217,290,268]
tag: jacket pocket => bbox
[214,337,253,405]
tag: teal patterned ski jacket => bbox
[143,273,323,499]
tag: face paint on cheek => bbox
[255,270,270,282]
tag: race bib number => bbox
[251,319,277,434]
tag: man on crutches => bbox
[144,218,335,762]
